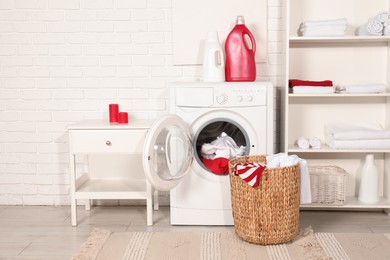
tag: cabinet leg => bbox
[71,200,77,226]
[85,199,91,211]
[153,189,159,210]
[70,154,78,226]
[147,198,152,226]
[146,182,153,226]
[384,208,390,216]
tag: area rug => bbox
[72,227,390,260]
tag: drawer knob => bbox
[106,140,112,146]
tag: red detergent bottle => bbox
[225,15,256,82]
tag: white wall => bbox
[0,0,285,205]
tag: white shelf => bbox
[290,35,390,43]
[75,179,148,200]
[68,119,154,130]
[301,196,390,209]
[289,93,390,98]
[288,144,390,153]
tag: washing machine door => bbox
[143,114,193,191]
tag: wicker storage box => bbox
[309,165,347,205]
[228,155,300,245]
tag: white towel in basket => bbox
[267,153,312,204]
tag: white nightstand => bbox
[68,119,158,226]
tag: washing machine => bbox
[142,81,274,225]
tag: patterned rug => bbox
[72,227,390,260]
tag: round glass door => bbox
[143,114,193,191]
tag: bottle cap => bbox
[236,15,245,25]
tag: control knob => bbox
[216,94,228,105]
[245,95,254,102]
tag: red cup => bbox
[109,104,119,123]
[118,112,128,124]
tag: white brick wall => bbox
[0,0,284,205]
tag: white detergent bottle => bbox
[358,154,380,204]
[202,31,225,82]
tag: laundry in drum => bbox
[200,132,246,175]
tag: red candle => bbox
[109,104,119,123]
[118,112,128,124]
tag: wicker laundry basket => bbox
[229,155,300,245]
[309,165,347,205]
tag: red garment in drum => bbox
[201,158,230,175]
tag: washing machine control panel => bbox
[214,87,267,107]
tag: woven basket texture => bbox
[309,165,347,205]
[229,155,300,245]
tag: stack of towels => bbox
[298,18,348,37]
[335,83,387,94]
[325,123,390,149]
[289,79,334,94]
[356,11,390,36]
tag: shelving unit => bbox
[283,0,390,213]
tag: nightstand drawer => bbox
[69,129,146,153]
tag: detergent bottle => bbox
[225,15,256,82]
[358,154,380,204]
[202,31,225,82]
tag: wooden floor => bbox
[0,205,390,259]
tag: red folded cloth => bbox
[201,158,230,175]
[289,79,333,88]
[234,162,266,188]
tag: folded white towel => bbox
[325,123,390,140]
[300,25,346,32]
[298,18,347,37]
[336,83,386,94]
[325,122,390,149]
[300,18,347,28]
[309,137,321,149]
[266,153,312,204]
[292,86,334,94]
[296,136,310,149]
[326,139,390,149]
[299,29,346,37]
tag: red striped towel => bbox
[234,163,266,188]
